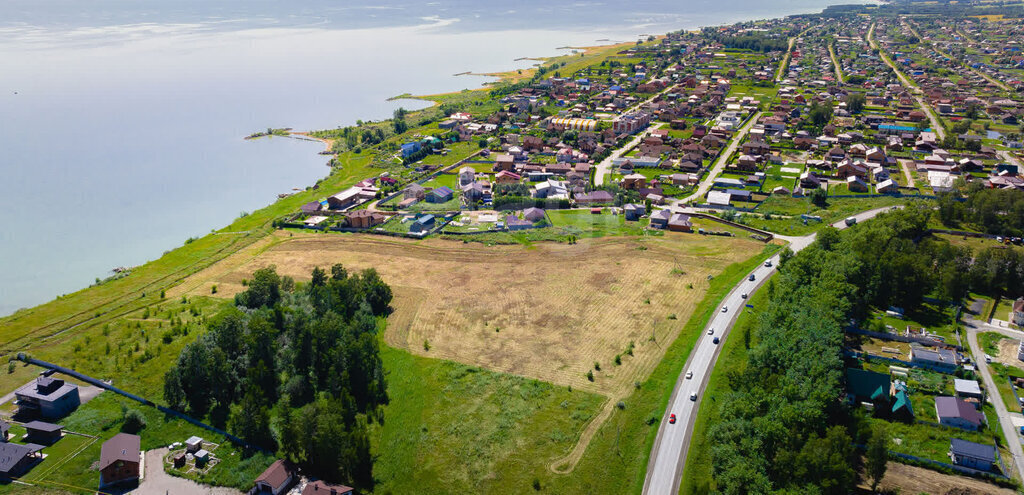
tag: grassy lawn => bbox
[738,195,912,236]
[989,362,1024,414]
[546,209,652,238]
[871,416,1007,472]
[981,332,1011,357]
[0,392,275,492]
[995,297,1022,326]
[371,345,605,494]
[423,173,460,190]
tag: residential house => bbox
[494,154,516,172]
[876,179,898,194]
[623,204,645,221]
[99,433,141,487]
[575,190,615,205]
[459,166,476,187]
[799,171,822,189]
[950,439,997,471]
[462,182,488,202]
[14,375,80,420]
[0,443,42,479]
[523,208,546,223]
[248,460,296,495]
[403,184,426,201]
[427,186,454,204]
[400,141,421,158]
[494,170,521,185]
[505,215,533,231]
[649,209,672,229]
[909,346,959,372]
[300,201,323,215]
[622,173,648,190]
[668,213,693,232]
[302,481,355,495]
[0,421,8,442]
[23,421,62,444]
[1013,298,1024,326]
[409,214,436,234]
[345,210,387,229]
[845,368,890,406]
[936,396,985,431]
[847,175,869,193]
[954,379,984,402]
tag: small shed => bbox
[185,436,203,454]
[950,438,997,471]
[23,421,62,444]
[954,379,983,401]
[195,449,211,466]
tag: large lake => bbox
[0,0,862,316]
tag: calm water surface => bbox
[0,0,864,316]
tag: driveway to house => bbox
[129,448,243,495]
[642,206,899,495]
[962,320,1024,481]
[672,112,761,206]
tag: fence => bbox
[14,354,263,452]
[847,326,962,351]
[686,212,775,241]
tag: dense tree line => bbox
[707,206,980,493]
[163,265,392,489]
[702,31,789,53]
[939,185,1024,237]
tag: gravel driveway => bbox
[127,448,243,495]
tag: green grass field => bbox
[546,209,651,238]
[371,345,605,494]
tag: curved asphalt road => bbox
[642,206,899,495]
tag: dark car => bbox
[712,337,720,344]
[748,274,756,281]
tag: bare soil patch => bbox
[858,461,1016,495]
[996,337,1024,371]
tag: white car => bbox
[764,260,772,267]
[721,306,728,313]
[707,328,714,335]
[686,370,693,379]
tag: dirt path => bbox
[899,159,917,188]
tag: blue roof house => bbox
[427,186,454,203]
[401,142,422,158]
[409,214,435,234]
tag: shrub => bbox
[585,371,594,382]
[121,409,147,433]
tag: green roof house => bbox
[846,368,890,404]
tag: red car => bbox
[669,414,676,424]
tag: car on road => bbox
[689,392,697,401]
[721,306,728,313]
[712,337,720,344]
[741,293,748,299]
[764,260,772,267]
[748,274,756,282]
[707,328,714,335]
[686,370,693,379]
[669,413,676,424]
